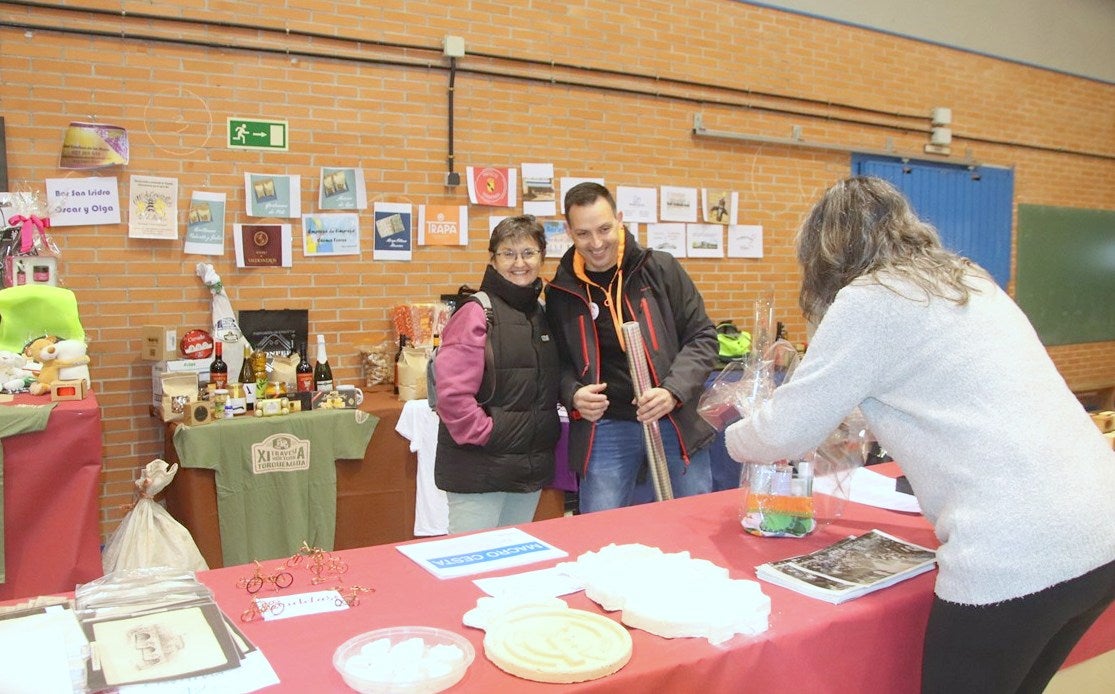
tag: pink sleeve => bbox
[434,301,493,446]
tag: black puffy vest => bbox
[435,293,561,493]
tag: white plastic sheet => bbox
[101,459,208,574]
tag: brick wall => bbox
[1,0,1113,540]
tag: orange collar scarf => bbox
[572,226,628,350]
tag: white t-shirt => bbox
[396,399,449,536]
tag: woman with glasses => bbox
[433,215,561,533]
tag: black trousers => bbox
[922,558,1115,694]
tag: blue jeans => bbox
[577,418,712,514]
[446,490,541,534]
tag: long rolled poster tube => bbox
[622,321,674,501]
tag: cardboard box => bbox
[159,392,197,422]
[50,379,87,401]
[1090,411,1115,434]
[183,400,219,426]
[151,358,212,408]
[142,325,178,361]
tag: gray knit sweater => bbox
[725,272,1115,604]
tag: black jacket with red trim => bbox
[543,230,718,476]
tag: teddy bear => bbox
[29,338,91,396]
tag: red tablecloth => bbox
[196,482,1114,692]
[0,393,103,601]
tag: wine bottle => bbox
[393,335,407,395]
[314,334,334,392]
[209,340,228,389]
[238,344,256,409]
[296,341,314,393]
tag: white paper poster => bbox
[616,185,658,223]
[45,176,121,227]
[184,191,227,255]
[128,175,179,239]
[521,162,557,217]
[686,224,725,258]
[646,223,687,257]
[727,224,764,258]
[659,186,698,223]
[302,213,361,256]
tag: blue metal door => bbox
[853,155,1014,288]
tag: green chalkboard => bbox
[1017,205,1115,346]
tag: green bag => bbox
[715,321,750,363]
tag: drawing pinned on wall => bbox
[244,173,301,218]
[646,223,686,257]
[687,224,724,258]
[184,191,226,256]
[727,225,764,258]
[543,219,570,259]
[521,162,556,217]
[128,175,178,240]
[318,167,367,210]
[702,189,738,225]
[373,202,413,260]
[659,186,698,223]
[616,186,658,224]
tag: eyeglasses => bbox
[494,248,541,262]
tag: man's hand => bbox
[636,387,677,423]
[573,382,609,422]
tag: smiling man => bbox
[545,182,718,513]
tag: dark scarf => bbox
[478,264,542,314]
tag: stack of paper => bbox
[75,568,278,692]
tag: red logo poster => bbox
[467,166,517,207]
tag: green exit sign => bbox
[227,118,289,150]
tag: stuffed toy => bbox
[23,335,57,361]
[0,350,33,392]
[29,338,90,395]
